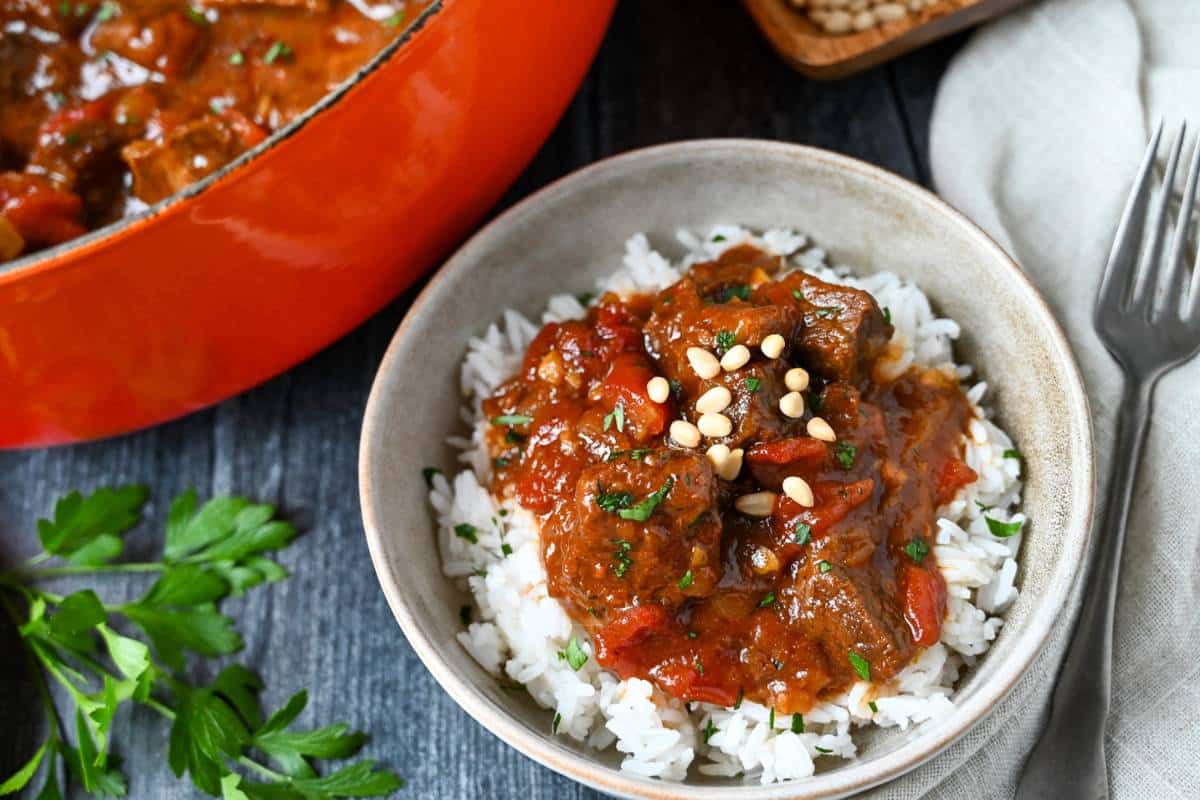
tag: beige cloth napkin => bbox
[864,0,1200,797]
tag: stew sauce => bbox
[483,245,977,714]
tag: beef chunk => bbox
[561,451,722,620]
[122,116,242,204]
[91,10,209,77]
[786,557,913,681]
[775,271,892,384]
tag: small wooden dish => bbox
[743,0,1033,79]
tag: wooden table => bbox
[0,3,963,797]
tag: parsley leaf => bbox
[421,467,442,487]
[848,651,871,681]
[818,560,833,573]
[883,306,892,325]
[491,414,533,426]
[985,515,1023,538]
[834,441,857,470]
[36,484,148,566]
[559,638,588,671]
[263,40,293,65]
[744,376,761,393]
[602,401,625,433]
[715,330,736,353]
[793,523,812,545]
[791,714,804,734]
[702,719,719,744]
[617,477,674,522]
[453,523,477,544]
[905,537,930,564]
[815,306,843,318]
[758,592,776,608]
[677,570,694,590]
[596,484,634,514]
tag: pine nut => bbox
[687,347,721,380]
[698,412,733,438]
[696,386,732,414]
[874,2,906,21]
[779,391,805,419]
[735,491,777,517]
[646,376,671,404]
[724,448,744,481]
[720,344,751,372]
[705,443,731,474]
[807,416,836,442]
[852,9,875,29]
[760,334,786,359]
[785,367,810,392]
[822,10,852,33]
[782,476,815,507]
[670,420,701,448]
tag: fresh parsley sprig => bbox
[0,486,403,799]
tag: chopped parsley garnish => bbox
[491,414,533,426]
[883,306,892,325]
[504,429,526,444]
[460,605,471,626]
[95,1,118,21]
[818,560,833,573]
[668,379,682,397]
[617,477,674,522]
[793,522,812,545]
[985,515,1023,538]
[848,651,871,681]
[905,537,929,564]
[815,306,843,319]
[715,330,736,353]
[64,132,81,146]
[209,98,228,115]
[835,441,857,469]
[263,40,293,65]
[552,713,562,734]
[791,288,805,302]
[815,746,833,754]
[702,719,719,744]
[758,591,776,608]
[612,538,634,577]
[768,708,775,728]
[228,50,245,66]
[607,448,650,462]
[422,467,442,487]
[694,658,704,675]
[602,401,625,433]
[975,499,993,511]
[383,9,406,26]
[677,569,694,590]
[868,700,879,713]
[1003,448,1022,462]
[744,376,762,393]
[712,234,727,242]
[596,484,634,514]
[500,543,513,556]
[453,523,478,544]
[734,688,744,709]
[687,630,698,639]
[791,714,804,734]
[493,457,510,469]
[184,5,207,25]
[559,637,588,671]
[575,292,595,306]
[772,658,784,670]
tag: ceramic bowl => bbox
[0,0,614,448]
[359,140,1094,799]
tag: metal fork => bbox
[1016,121,1200,799]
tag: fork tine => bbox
[1160,134,1200,321]
[1097,120,1164,316]
[1130,122,1186,314]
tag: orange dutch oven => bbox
[0,0,614,449]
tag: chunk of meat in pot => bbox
[0,33,76,160]
[563,451,722,621]
[767,271,892,384]
[0,172,86,251]
[122,116,244,204]
[27,100,128,220]
[0,0,99,37]
[203,0,330,10]
[90,10,209,77]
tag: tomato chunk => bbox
[0,173,86,248]
[936,458,978,505]
[593,605,674,671]
[597,353,668,438]
[898,562,947,647]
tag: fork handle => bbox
[1015,376,1154,800]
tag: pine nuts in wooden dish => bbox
[743,0,1031,80]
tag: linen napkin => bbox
[864,1,1200,797]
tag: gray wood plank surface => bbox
[0,2,964,796]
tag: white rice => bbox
[429,226,1024,784]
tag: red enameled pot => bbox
[0,0,615,448]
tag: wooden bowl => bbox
[743,0,1033,79]
[0,0,614,448]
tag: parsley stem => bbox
[24,551,51,567]
[24,562,166,578]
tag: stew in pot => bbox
[0,0,426,262]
